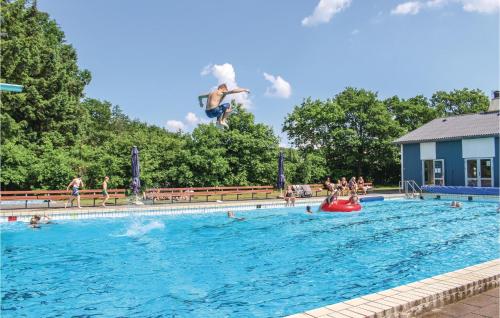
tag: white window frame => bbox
[422,159,445,186]
[464,158,494,187]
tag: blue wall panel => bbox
[495,137,499,187]
[436,140,464,186]
[402,143,421,185]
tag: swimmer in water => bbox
[450,201,462,208]
[306,206,313,214]
[29,215,41,229]
[227,211,245,221]
[40,213,53,224]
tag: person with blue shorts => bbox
[198,83,250,129]
[65,175,84,208]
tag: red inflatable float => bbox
[320,199,362,213]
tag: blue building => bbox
[395,93,500,188]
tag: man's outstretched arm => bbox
[198,93,209,108]
[226,88,250,95]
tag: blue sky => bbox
[38,0,499,144]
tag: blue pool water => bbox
[1,199,499,317]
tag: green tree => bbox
[1,0,91,145]
[385,95,437,132]
[187,103,279,187]
[284,87,403,184]
[431,88,489,116]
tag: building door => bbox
[434,160,444,185]
[465,158,493,187]
[423,159,444,186]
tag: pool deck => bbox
[286,259,500,318]
[0,193,405,222]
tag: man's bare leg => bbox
[77,196,81,208]
[102,194,109,207]
[219,105,233,128]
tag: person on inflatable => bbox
[348,191,359,205]
[325,188,339,205]
[198,83,250,129]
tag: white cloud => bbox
[426,0,448,7]
[165,120,185,132]
[263,72,292,99]
[302,0,352,26]
[185,112,199,125]
[200,63,252,108]
[351,29,360,35]
[461,0,500,13]
[391,0,499,15]
[391,1,422,15]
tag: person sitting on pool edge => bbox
[227,211,245,221]
[284,186,296,207]
[198,83,250,129]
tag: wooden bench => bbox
[308,184,327,196]
[0,189,127,208]
[144,186,274,204]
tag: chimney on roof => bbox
[488,90,500,112]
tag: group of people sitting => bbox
[324,176,369,196]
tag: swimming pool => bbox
[1,199,498,317]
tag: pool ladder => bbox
[399,180,423,199]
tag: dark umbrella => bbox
[131,146,141,195]
[277,151,285,191]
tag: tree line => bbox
[0,1,491,190]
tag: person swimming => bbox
[29,215,41,229]
[450,201,462,208]
[40,213,53,224]
[227,211,245,221]
[306,206,313,214]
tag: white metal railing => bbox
[399,180,422,198]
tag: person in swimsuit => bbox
[348,191,359,204]
[198,83,250,129]
[65,175,84,208]
[227,211,245,221]
[348,177,358,192]
[306,206,313,214]
[284,186,296,207]
[324,177,335,193]
[325,188,339,205]
[357,176,368,195]
[40,213,52,224]
[101,176,110,207]
[29,215,41,229]
[337,177,347,195]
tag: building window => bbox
[465,158,493,187]
[422,159,444,186]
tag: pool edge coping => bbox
[285,258,500,318]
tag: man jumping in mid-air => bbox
[198,83,250,129]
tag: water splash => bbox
[115,219,165,237]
